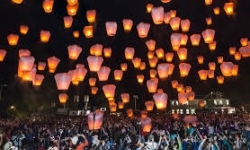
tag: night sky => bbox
[0,0,250,113]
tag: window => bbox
[172,109,175,114]
[171,101,175,106]
[186,109,190,114]
[219,100,222,105]
[176,101,179,105]
[214,100,217,105]
[226,100,229,105]
[180,109,183,114]
[191,109,195,114]
[177,109,180,114]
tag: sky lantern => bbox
[67,0,78,6]
[145,101,154,111]
[58,93,68,104]
[234,52,242,61]
[166,63,174,75]
[141,110,148,119]
[21,66,37,81]
[151,6,164,24]
[240,38,248,46]
[150,69,157,78]
[18,56,35,71]
[137,74,144,84]
[161,0,171,3]
[176,84,184,92]
[146,3,153,13]
[140,62,146,70]
[66,4,78,16]
[206,17,212,25]
[120,63,127,71]
[102,84,116,98]
[223,2,234,16]
[47,56,60,73]
[0,49,7,62]
[11,0,23,4]
[88,110,104,130]
[178,91,188,104]
[164,12,171,24]
[68,70,79,85]
[114,70,123,81]
[67,44,82,60]
[118,102,124,109]
[155,48,164,59]
[179,63,191,77]
[181,19,191,32]
[63,16,73,28]
[74,67,87,81]
[217,76,224,84]
[205,0,212,6]
[190,34,201,46]
[124,47,135,60]
[170,17,181,31]
[37,62,46,71]
[208,62,216,70]
[213,7,220,15]
[220,62,234,77]
[132,57,141,69]
[73,30,79,38]
[177,48,187,61]
[105,21,117,36]
[122,19,133,32]
[19,25,29,35]
[136,22,150,38]
[126,109,133,117]
[86,9,96,23]
[157,63,169,79]
[217,56,223,64]
[91,87,98,95]
[87,56,103,72]
[121,93,130,103]
[54,73,72,90]
[232,64,239,76]
[43,0,54,13]
[208,70,214,78]
[147,51,154,59]
[208,41,217,51]
[171,80,178,88]
[188,91,195,100]
[19,49,31,58]
[40,30,51,43]
[88,78,96,87]
[32,74,44,86]
[239,46,250,58]
[180,34,188,46]
[153,92,168,110]
[169,10,177,18]
[76,63,84,68]
[229,47,236,55]
[197,56,204,64]
[165,52,174,62]
[202,29,215,43]
[90,44,103,56]
[103,47,112,58]
[170,33,182,51]
[198,70,208,80]
[97,66,111,81]
[7,34,19,46]
[185,86,192,93]
[141,117,152,132]
[110,103,117,112]
[145,39,156,51]
[148,56,158,68]
[199,100,206,108]
[147,78,158,93]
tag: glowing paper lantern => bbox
[176,84,184,92]
[19,56,35,71]
[0,49,7,62]
[122,19,133,32]
[87,56,103,72]
[208,70,214,78]
[22,67,37,81]
[75,67,87,81]
[105,21,117,36]
[217,56,223,64]
[140,62,146,70]
[148,56,158,68]
[151,6,164,24]
[103,47,112,58]
[124,47,135,60]
[220,62,234,77]
[208,41,217,51]
[208,62,216,70]
[89,78,97,87]
[240,38,248,46]
[217,76,224,84]
[132,57,141,69]
[66,4,78,16]
[181,34,188,46]
[11,0,23,4]
[190,34,201,46]
[114,70,123,81]
[147,51,154,59]
[177,48,187,61]
[40,30,51,43]
[59,93,68,104]
[47,56,60,73]
[90,44,103,56]
[223,2,234,16]
[164,12,171,24]
[32,74,44,86]
[150,69,157,78]
[126,109,133,117]
[88,110,104,130]
[206,17,212,25]
[63,16,73,28]
[145,101,154,111]
[197,56,204,64]
[155,48,164,59]
[37,62,46,71]
[121,93,130,103]
[161,0,171,3]
[67,0,78,5]
[137,74,144,84]
[198,70,208,80]
[169,17,181,31]
[141,110,148,119]
[19,25,29,35]
[146,3,153,13]
[120,63,128,71]
[205,0,213,5]
[178,92,188,104]
[165,52,174,62]
[170,33,182,51]
[213,7,220,15]
[202,29,215,44]
[137,22,150,38]
[141,117,152,132]
[188,91,195,100]
[157,63,169,79]
[73,30,79,38]
[229,47,236,55]
[185,86,192,93]
[232,64,238,76]
[147,78,158,93]
[118,102,124,109]
[54,73,72,90]
[234,52,242,61]
[199,100,206,107]
[7,34,19,46]
[97,66,111,81]
[145,39,156,51]
[43,0,54,13]
[181,19,191,32]
[239,46,250,58]
[166,63,175,75]
[86,9,96,23]
[68,44,82,60]
[19,49,31,58]
[179,63,191,77]
[153,92,168,110]
[171,80,178,88]
[102,84,116,98]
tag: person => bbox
[76,135,88,150]
[3,137,14,150]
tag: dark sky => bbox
[0,0,250,111]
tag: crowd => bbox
[0,112,250,150]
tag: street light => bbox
[0,83,7,101]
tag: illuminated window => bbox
[220,100,222,105]
[172,109,175,114]
[171,101,175,106]
[191,109,195,114]
[186,101,189,105]
[226,100,229,105]
[180,109,183,114]
[186,109,190,114]
[214,100,217,105]
[177,109,179,114]
[176,101,179,105]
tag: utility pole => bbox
[0,80,7,101]
[133,95,139,110]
